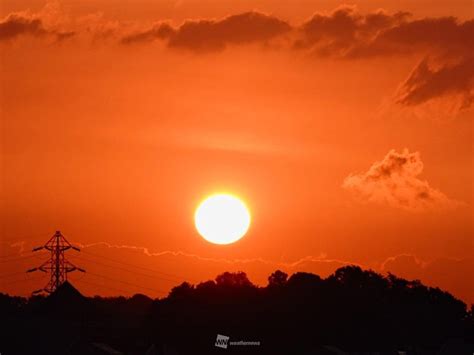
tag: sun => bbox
[194,193,251,245]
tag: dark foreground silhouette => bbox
[1,266,473,355]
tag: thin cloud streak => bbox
[76,241,357,268]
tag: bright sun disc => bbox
[195,194,251,245]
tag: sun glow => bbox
[194,193,251,245]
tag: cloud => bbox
[353,16,474,111]
[343,149,458,211]
[121,22,174,44]
[122,11,291,51]
[346,16,473,58]
[0,13,47,40]
[4,6,472,59]
[2,5,472,110]
[0,12,74,41]
[76,241,355,270]
[298,5,411,56]
[297,7,473,111]
[395,57,474,107]
[297,7,472,60]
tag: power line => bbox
[81,249,198,283]
[1,233,50,243]
[86,271,168,295]
[1,274,48,287]
[0,253,27,259]
[8,233,198,296]
[70,254,184,283]
[0,271,29,280]
[74,278,135,295]
[69,269,166,296]
[0,253,48,263]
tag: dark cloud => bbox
[0,12,75,42]
[122,11,291,51]
[343,149,458,211]
[396,57,474,107]
[121,23,174,44]
[2,6,472,109]
[297,7,473,109]
[348,17,474,58]
[0,13,47,40]
[298,7,473,59]
[298,5,410,56]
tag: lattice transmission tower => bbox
[27,231,85,294]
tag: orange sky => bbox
[1,1,473,304]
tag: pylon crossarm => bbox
[38,259,52,271]
[60,233,74,246]
[44,233,57,246]
[64,260,85,272]
[66,266,85,273]
[32,246,44,252]
[56,231,81,252]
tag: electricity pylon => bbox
[27,231,85,294]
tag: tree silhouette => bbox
[1,266,473,355]
[268,270,288,287]
[215,271,254,287]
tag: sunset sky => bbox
[1,0,473,304]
